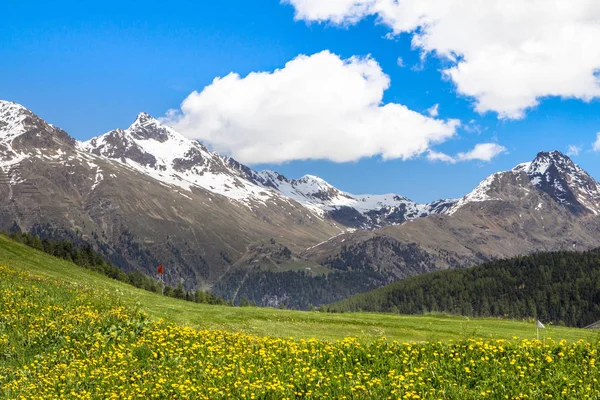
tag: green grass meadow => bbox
[4,234,600,399]
[0,234,596,343]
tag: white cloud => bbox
[426,150,456,163]
[567,145,582,156]
[284,0,600,119]
[593,133,600,152]
[427,104,439,117]
[396,56,404,67]
[163,51,459,164]
[427,143,506,163]
[456,143,507,162]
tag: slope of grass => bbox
[0,234,597,343]
[3,258,600,399]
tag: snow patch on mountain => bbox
[447,173,503,215]
[0,101,33,167]
[253,171,355,211]
[0,101,28,141]
[252,170,457,224]
[91,169,103,191]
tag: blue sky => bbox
[2,0,600,202]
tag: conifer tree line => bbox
[213,268,385,309]
[6,232,227,306]
[328,248,600,327]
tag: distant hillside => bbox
[305,151,600,296]
[327,248,600,327]
[5,232,226,306]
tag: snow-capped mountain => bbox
[0,100,74,164]
[82,111,456,228]
[81,112,274,204]
[523,151,600,214]
[250,169,455,216]
[4,99,600,308]
[4,100,597,233]
[448,151,600,216]
[0,100,342,290]
[244,168,456,226]
[304,150,600,300]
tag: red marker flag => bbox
[157,265,164,275]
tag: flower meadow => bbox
[1,266,600,399]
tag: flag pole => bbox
[157,265,164,296]
[536,320,545,341]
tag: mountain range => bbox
[2,99,600,308]
[80,110,457,228]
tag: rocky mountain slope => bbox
[0,100,453,293]
[81,111,456,229]
[3,99,600,308]
[305,151,600,286]
[0,100,342,289]
[245,169,457,228]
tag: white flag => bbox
[537,320,545,329]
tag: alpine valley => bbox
[2,99,600,308]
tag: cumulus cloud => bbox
[593,133,600,152]
[163,51,459,164]
[284,0,600,119]
[427,143,506,163]
[456,143,507,162]
[396,57,404,67]
[567,145,582,156]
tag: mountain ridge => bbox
[302,149,600,290]
[0,100,341,292]
[3,99,600,308]
[79,107,458,228]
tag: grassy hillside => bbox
[0,234,596,343]
[3,242,600,399]
[328,249,600,327]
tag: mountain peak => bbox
[137,111,153,119]
[0,100,76,154]
[0,100,27,113]
[299,174,328,183]
[126,112,173,142]
[132,112,156,125]
[0,100,29,127]
[0,101,30,146]
[129,112,161,130]
[523,149,598,214]
[537,150,565,157]
[528,150,578,180]
[449,150,598,216]
[533,150,573,163]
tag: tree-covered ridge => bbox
[328,248,600,327]
[212,268,386,309]
[6,232,227,306]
